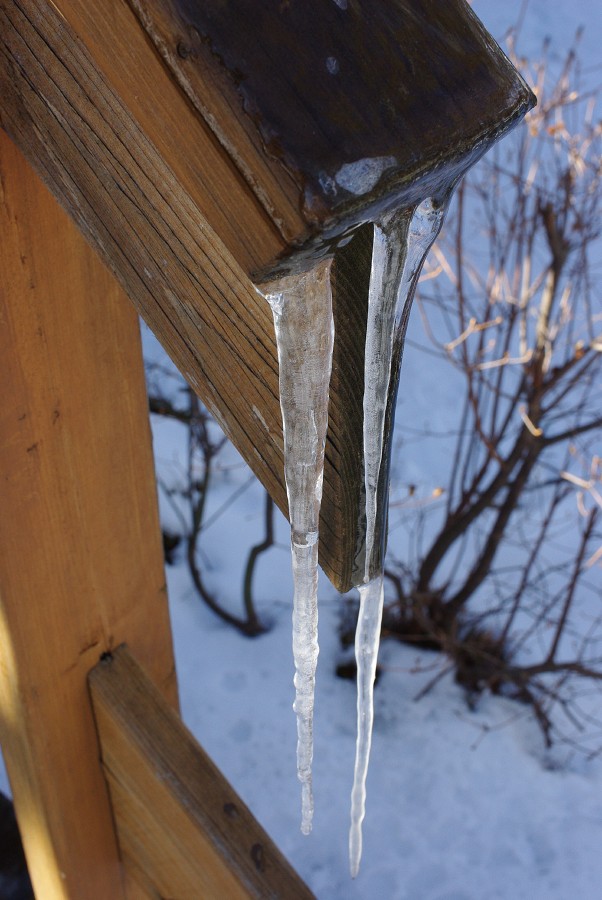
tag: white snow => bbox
[167,570,602,900]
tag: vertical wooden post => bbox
[0,131,177,897]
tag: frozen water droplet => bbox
[349,574,384,877]
[362,196,449,583]
[326,56,339,75]
[259,185,452,871]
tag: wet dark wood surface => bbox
[129,0,535,268]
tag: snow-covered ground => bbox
[1,2,601,897]
[169,562,602,900]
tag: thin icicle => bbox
[351,195,450,877]
[259,259,334,835]
[362,208,412,583]
[362,198,449,582]
[349,573,385,878]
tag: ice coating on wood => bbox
[259,260,334,835]
[334,156,397,196]
[350,196,449,877]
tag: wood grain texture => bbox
[0,0,290,560]
[89,646,315,900]
[0,0,361,589]
[0,131,176,898]
[58,0,286,274]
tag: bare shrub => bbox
[382,33,602,750]
[146,358,271,636]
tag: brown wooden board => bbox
[49,0,287,276]
[89,645,315,899]
[0,0,292,559]
[0,130,176,899]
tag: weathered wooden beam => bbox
[0,0,534,590]
[129,0,534,264]
[88,645,314,899]
[47,0,287,273]
[0,130,176,899]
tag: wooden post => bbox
[0,131,177,898]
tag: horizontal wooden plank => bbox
[88,646,315,899]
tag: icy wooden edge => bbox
[128,0,535,263]
[88,645,315,899]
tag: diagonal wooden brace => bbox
[88,645,314,899]
[0,0,534,589]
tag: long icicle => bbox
[362,208,412,583]
[350,196,449,877]
[260,259,334,835]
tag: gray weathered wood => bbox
[128,0,535,270]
